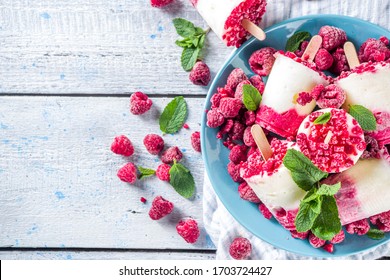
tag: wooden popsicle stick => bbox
[242,19,266,41]
[344,41,360,69]
[251,124,273,161]
[302,35,323,62]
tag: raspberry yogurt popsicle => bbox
[189,0,267,47]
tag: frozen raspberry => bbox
[330,230,345,244]
[361,135,381,159]
[140,197,147,203]
[234,80,251,100]
[315,48,334,70]
[243,126,256,147]
[358,37,390,63]
[191,131,201,152]
[308,232,326,248]
[143,134,164,155]
[370,210,390,232]
[249,75,265,94]
[218,98,242,118]
[206,109,225,128]
[156,163,171,182]
[318,25,347,51]
[183,123,190,129]
[189,61,211,86]
[161,146,183,164]
[296,91,313,106]
[117,163,137,184]
[130,92,153,115]
[345,219,370,235]
[111,135,134,156]
[311,84,346,109]
[290,230,309,239]
[217,119,234,139]
[244,111,256,126]
[227,162,243,183]
[230,121,245,141]
[294,40,309,57]
[229,145,247,164]
[330,47,349,75]
[149,196,174,220]
[249,47,276,76]
[218,86,234,98]
[229,237,252,260]
[323,243,334,253]
[259,203,273,220]
[176,218,200,243]
[226,68,248,91]
[238,182,260,203]
[150,0,174,8]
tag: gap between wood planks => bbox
[0,93,207,98]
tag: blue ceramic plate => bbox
[201,15,390,258]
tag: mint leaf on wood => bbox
[138,166,156,180]
[242,84,262,111]
[311,196,341,240]
[159,96,188,134]
[313,112,331,125]
[367,228,385,240]
[348,104,377,131]
[169,162,195,199]
[181,47,200,71]
[285,31,311,52]
[172,18,197,38]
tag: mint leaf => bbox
[242,84,262,111]
[367,228,385,240]
[311,196,341,240]
[285,31,311,52]
[181,47,200,71]
[313,112,331,125]
[283,149,328,191]
[295,195,323,232]
[302,188,319,203]
[172,18,197,38]
[159,96,188,134]
[138,166,156,180]
[169,162,195,199]
[348,104,377,131]
[175,38,193,48]
[199,33,206,48]
[317,182,341,196]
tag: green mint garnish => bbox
[242,84,262,111]
[181,47,200,71]
[138,166,156,180]
[311,195,342,240]
[159,96,188,134]
[348,104,377,131]
[366,228,385,240]
[169,162,195,199]
[313,112,332,125]
[285,31,311,52]
[295,192,323,233]
[316,182,341,196]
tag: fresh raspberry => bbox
[117,163,137,184]
[226,68,248,91]
[361,135,381,159]
[189,61,211,86]
[227,161,243,183]
[234,80,251,100]
[130,92,153,115]
[308,232,326,248]
[218,97,242,118]
[318,25,347,51]
[149,196,174,220]
[311,84,346,109]
[183,123,190,129]
[315,48,334,70]
[296,91,313,106]
[259,204,273,220]
[370,210,390,232]
[294,40,309,57]
[111,135,134,156]
[358,37,390,63]
[191,131,201,152]
[243,126,256,147]
[323,243,334,253]
[330,230,345,244]
[156,163,171,182]
[290,230,309,239]
[206,109,225,128]
[345,219,370,235]
[248,47,276,76]
[229,145,247,164]
[330,47,350,75]
[176,218,200,243]
[150,0,174,8]
[238,182,260,203]
[161,146,183,164]
[229,237,252,260]
[143,134,164,155]
[249,75,265,94]
[140,197,147,203]
[230,121,245,141]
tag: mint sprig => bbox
[242,84,262,111]
[173,18,208,71]
[348,104,377,131]
[285,31,311,52]
[169,161,195,199]
[138,166,156,180]
[313,112,331,125]
[159,96,188,134]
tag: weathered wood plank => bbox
[0,96,215,250]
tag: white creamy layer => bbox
[262,54,329,115]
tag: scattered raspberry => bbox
[229,237,252,260]
[226,68,248,91]
[150,0,174,8]
[318,25,347,51]
[323,243,334,253]
[218,97,242,118]
[189,61,211,86]
[315,48,334,70]
[176,218,200,243]
[330,230,345,244]
[308,232,326,248]
[234,80,251,100]
[243,126,256,147]
[161,146,183,164]
[259,203,273,220]
[227,161,243,183]
[294,40,309,57]
[149,196,174,220]
[117,163,137,184]
[249,75,265,94]
[248,47,277,76]
[358,37,390,63]
[130,92,153,115]
[345,219,370,235]
[290,230,309,239]
[183,123,190,129]
[156,163,171,182]
[206,109,225,128]
[330,47,349,75]
[361,135,381,159]
[229,145,247,164]
[143,134,164,155]
[238,182,261,203]
[310,84,346,109]
[140,197,147,203]
[111,135,134,156]
[191,131,201,152]
[370,210,390,232]
[296,91,313,106]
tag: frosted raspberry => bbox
[234,80,251,100]
[219,86,235,98]
[249,47,276,76]
[218,98,242,118]
[149,196,174,220]
[249,75,265,94]
[315,48,334,70]
[290,230,309,239]
[244,110,256,126]
[161,146,183,164]
[294,40,309,57]
[361,135,381,159]
[111,135,134,156]
[226,68,248,91]
[259,203,273,220]
[308,232,326,248]
[330,230,345,244]
[318,25,347,51]
[229,237,252,260]
[238,182,260,203]
[311,84,346,109]
[370,210,390,232]
[150,0,174,8]
[217,119,234,139]
[345,219,370,235]
[191,131,201,153]
[189,61,211,86]
[243,126,256,147]
[117,163,137,184]
[229,145,247,164]
[206,109,225,128]
[323,243,334,253]
[330,47,349,75]
[130,92,153,115]
[143,134,164,155]
[358,37,390,63]
[296,91,313,106]
[176,218,200,243]
[140,197,147,203]
[156,163,171,182]
[230,121,245,141]
[227,162,243,183]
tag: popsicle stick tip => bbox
[344,41,360,69]
[251,124,273,161]
[302,35,323,62]
[241,19,266,41]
